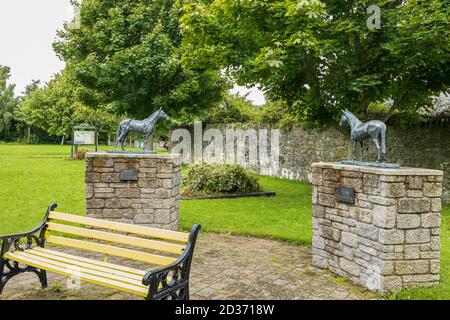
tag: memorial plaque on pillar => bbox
[120,169,139,181]
[337,186,355,204]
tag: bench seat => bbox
[0,204,201,300]
[4,247,149,297]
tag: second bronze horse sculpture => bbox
[115,108,170,152]
[339,109,387,163]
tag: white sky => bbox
[0,0,73,95]
[231,85,266,106]
[0,0,266,105]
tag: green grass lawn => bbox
[0,144,312,244]
[0,143,449,299]
[0,143,151,234]
[180,176,312,244]
[0,144,86,234]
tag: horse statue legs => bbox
[380,128,386,161]
[370,126,387,162]
[115,120,131,151]
[360,141,365,161]
[352,131,385,163]
[351,140,366,162]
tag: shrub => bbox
[181,163,263,197]
[73,148,89,160]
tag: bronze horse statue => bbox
[339,110,387,162]
[115,108,170,152]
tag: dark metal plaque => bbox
[120,169,139,181]
[337,187,355,204]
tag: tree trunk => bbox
[61,136,65,145]
[27,126,31,144]
[331,122,349,137]
[384,106,397,122]
[147,135,154,151]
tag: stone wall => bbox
[85,153,180,230]
[278,127,348,181]
[311,162,443,293]
[184,123,449,203]
[367,125,450,203]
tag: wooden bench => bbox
[0,204,201,300]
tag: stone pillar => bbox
[311,162,443,294]
[85,152,180,230]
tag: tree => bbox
[72,102,120,141]
[19,71,119,143]
[0,66,19,139]
[53,0,228,122]
[19,72,76,143]
[206,93,260,124]
[180,0,450,126]
[21,80,41,97]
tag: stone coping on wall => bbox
[86,152,181,160]
[312,162,443,176]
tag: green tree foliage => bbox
[19,71,118,141]
[21,80,41,99]
[0,66,19,138]
[181,0,450,126]
[258,100,301,128]
[20,72,76,139]
[72,103,120,140]
[200,93,303,128]
[53,0,227,121]
[207,93,260,124]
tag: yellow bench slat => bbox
[10,251,148,289]
[27,248,144,281]
[4,252,148,297]
[47,222,185,255]
[46,235,177,266]
[48,211,189,243]
[32,247,146,276]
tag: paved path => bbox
[0,233,374,300]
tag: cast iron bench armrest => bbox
[0,204,57,294]
[0,204,57,256]
[142,224,201,300]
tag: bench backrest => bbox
[44,211,190,266]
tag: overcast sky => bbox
[0,0,266,105]
[0,0,73,94]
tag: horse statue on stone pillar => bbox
[339,110,387,163]
[115,108,170,152]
